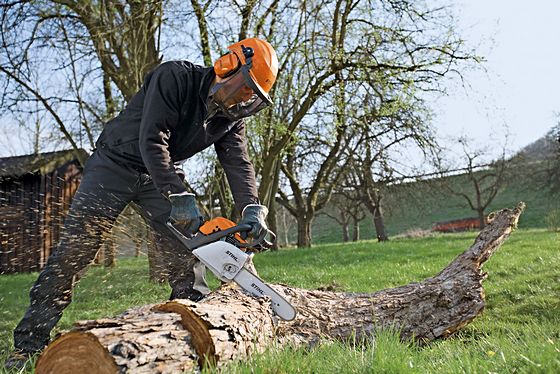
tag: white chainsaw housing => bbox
[192,241,249,282]
[192,241,296,321]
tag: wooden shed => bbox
[0,149,88,274]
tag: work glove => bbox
[239,204,269,240]
[168,192,203,236]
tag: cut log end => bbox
[35,332,118,374]
[36,305,199,373]
[156,301,216,367]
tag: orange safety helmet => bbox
[209,38,278,120]
[214,38,278,93]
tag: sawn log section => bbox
[35,203,525,373]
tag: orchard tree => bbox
[438,136,509,229]
[0,0,165,162]
[1,0,481,248]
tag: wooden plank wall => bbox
[0,161,82,274]
[40,163,82,268]
[0,178,27,274]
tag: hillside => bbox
[304,127,560,245]
[308,161,558,244]
[513,126,559,162]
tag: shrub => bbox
[544,209,560,231]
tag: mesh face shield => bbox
[208,62,273,121]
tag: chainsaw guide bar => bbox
[166,218,297,321]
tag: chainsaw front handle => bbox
[238,229,276,251]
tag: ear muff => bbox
[214,53,241,78]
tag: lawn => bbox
[1,229,558,373]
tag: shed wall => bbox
[0,161,81,274]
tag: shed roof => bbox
[0,149,89,178]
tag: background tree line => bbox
[0,0,512,248]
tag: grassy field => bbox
[1,229,558,373]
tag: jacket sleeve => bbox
[214,121,259,214]
[139,62,187,197]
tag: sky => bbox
[431,0,560,158]
[1,1,559,160]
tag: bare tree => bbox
[1,0,481,249]
[52,0,163,101]
[438,136,509,229]
[270,0,479,246]
[354,152,391,242]
[0,1,164,162]
[275,82,354,247]
[186,0,285,218]
[0,0,168,278]
[320,187,366,242]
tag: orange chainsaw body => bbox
[199,217,247,246]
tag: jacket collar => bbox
[199,66,216,102]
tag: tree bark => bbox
[342,223,350,242]
[296,214,312,248]
[147,229,168,284]
[373,205,389,242]
[267,202,280,250]
[478,208,486,229]
[36,204,525,373]
[352,217,359,242]
[102,237,116,268]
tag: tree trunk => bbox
[102,72,116,120]
[342,222,350,242]
[478,209,486,229]
[373,205,388,242]
[266,163,282,250]
[352,217,360,242]
[36,204,525,374]
[216,169,234,219]
[134,236,141,257]
[278,207,291,247]
[147,229,167,284]
[296,215,312,248]
[268,202,279,250]
[103,237,116,268]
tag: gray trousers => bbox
[13,150,209,352]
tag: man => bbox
[5,37,278,369]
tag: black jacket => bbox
[96,61,258,213]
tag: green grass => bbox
[1,229,559,373]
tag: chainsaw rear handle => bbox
[166,220,276,251]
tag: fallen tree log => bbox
[36,203,525,373]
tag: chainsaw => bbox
[166,217,297,321]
